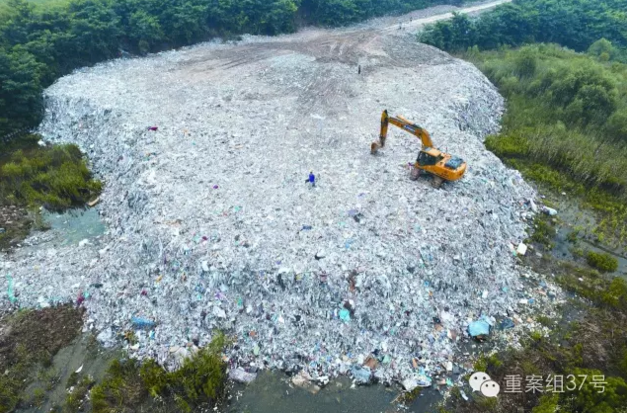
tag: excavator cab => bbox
[417,148,442,166]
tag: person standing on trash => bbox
[307,171,316,188]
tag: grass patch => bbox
[397,386,422,405]
[536,315,554,327]
[473,354,503,373]
[32,387,46,408]
[90,359,146,413]
[529,213,557,250]
[0,134,101,250]
[66,371,79,388]
[0,135,102,210]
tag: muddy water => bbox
[226,372,443,413]
[548,196,627,277]
[41,207,106,246]
[18,335,122,413]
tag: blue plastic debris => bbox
[6,275,16,304]
[499,318,515,330]
[339,309,351,322]
[351,366,372,384]
[468,319,491,337]
[131,316,156,330]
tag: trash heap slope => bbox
[2,29,536,384]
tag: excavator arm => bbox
[370,109,434,154]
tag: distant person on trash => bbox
[306,171,316,187]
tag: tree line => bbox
[420,0,627,54]
[0,0,455,137]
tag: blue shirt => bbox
[308,173,315,183]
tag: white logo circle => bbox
[480,380,501,397]
[469,371,492,392]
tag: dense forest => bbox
[0,0,459,137]
[421,0,627,55]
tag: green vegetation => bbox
[473,353,503,372]
[64,375,96,413]
[398,386,422,404]
[92,333,228,413]
[0,135,102,210]
[421,0,627,56]
[0,135,102,249]
[90,359,147,413]
[586,251,619,273]
[472,45,627,199]
[529,213,556,250]
[32,388,46,407]
[474,45,627,248]
[531,394,559,413]
[0,312,227,413]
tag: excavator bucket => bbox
[370,135,386,154]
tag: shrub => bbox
[92,333,227,413]
[586,251,619,272]
[532,394,559,413]
[90,359,146,413]
[601,278,627,310]
[530,214,556,249]
[568,368,627,413]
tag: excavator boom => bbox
[371,109,433,154]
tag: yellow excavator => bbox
[370,110,466,188]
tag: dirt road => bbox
[380,0,513,33]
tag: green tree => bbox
[0,0,35,47]
[588,38,614,60]
[0,47,44,134]
[605,111,627,143]
[128,10,163,53]
[67,0,121,64]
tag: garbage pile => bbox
[1,29,539,387]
